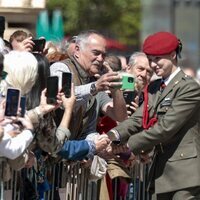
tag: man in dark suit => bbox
[107,32,200,199]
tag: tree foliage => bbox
[47,0,141,46]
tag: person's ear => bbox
[170,51,176,60]
[126,64,132,73]
[74,44,80,58]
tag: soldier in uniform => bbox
[107,32,200,200]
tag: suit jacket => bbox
[113,70,200,194]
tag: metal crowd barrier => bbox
[1,159,150,200]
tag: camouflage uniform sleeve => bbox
[37,116,71,156]
[26,108,43,127]
[56,126,71,142]
[49,127,71,157]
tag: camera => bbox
[128,77,134,83]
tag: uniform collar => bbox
[162,67,181,86]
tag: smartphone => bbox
[20,96,26,117]
[113,73,135,90]
[5,88,21,117]
[121,74,135,90]
[32,38,46,52]
[123,90,137,105]
[62,72,72,98]
[123,90,137,115]
[47,76,58,104]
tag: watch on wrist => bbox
[90,83,98,96]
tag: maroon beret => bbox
[142,32,179,55]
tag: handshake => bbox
[86,131,131,160]
[89,131,151,164]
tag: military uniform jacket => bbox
[114,70,200,194]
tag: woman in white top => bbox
[0,51,37,168]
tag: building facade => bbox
[0,0,46,40]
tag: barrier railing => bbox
[1,159,150,200]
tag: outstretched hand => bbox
[60,83,76,110]
[39,88,61,115]
[95,72,122,92]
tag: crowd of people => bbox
[0,15,200,200]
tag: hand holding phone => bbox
[16,114,33,130]
[121,74,135,90]
[5,88,21,117]
[123,90,139,116]
[47,76,58,104]
[32,38,46,52]
[111,73,135,90]
[123,90,137,105]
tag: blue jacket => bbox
[57,140,90,161]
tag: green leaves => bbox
[47,0,141,47]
